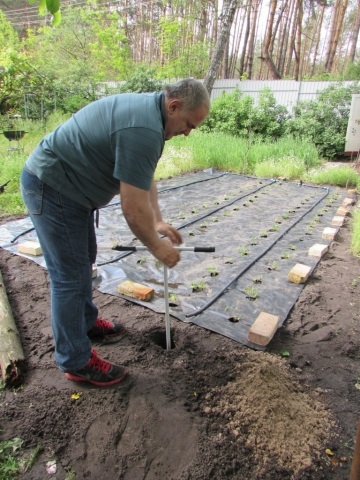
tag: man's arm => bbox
[120,181,180,268]
[149,179,183,245]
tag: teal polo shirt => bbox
[25,92,166,208]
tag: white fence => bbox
[211,79,358,111]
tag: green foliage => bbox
[285,82,360,159]
[249,88,289,139]
[351,209,360,256]
[117,66,164,93]
[302,165,360,188]
[200,89,254,136]
[201,88,288,140]
[0,437,23,479]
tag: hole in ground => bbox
[148,330,176,349]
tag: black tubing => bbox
[186,188,330,318]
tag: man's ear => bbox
[168,99,182,113]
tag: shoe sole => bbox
[65,370,128,387]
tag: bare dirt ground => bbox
[0,210,360,480]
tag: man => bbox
[20,78,210,387]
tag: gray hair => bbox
[164,78,210,111]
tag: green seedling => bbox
[306,226,313,235]
[137,257,147,265]
[260,231,268,238]
[169,293,179,305]
[351,276,360,287]
[252,275,263,284]
[206,265,219,277]
[223,210,231,216]
[250,237,259,246]
[244,286,258,299]
[281,251,291,259]
[212,217,218,223]
[267,260,278,270]
[191,208,198,214]
[288,243,297,251]
[233,206,240,211]
[200,222,207,229]
[191,280,206,292]
[65,468,77,480]
[269,224,279,232]
[224,258,234,264]
[178,211,186,219]
[224,195,229,200]
[214,200,220,205]
[274,217,282,224]
[282,213,289,220]
[202,203,208,209]
[188,230,195,236]
[243,202,249,207]
[237,246,249,256]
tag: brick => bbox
[288,263,312,284]
[18,240,42,256]
[308,243,328,258]
[248,312,279,346]
[117,280,154,301]
[332,215,345,227]
[322,227,338,241]
[343,197,355,207]
[336,206,349,216]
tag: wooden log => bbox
[0,270,26,387]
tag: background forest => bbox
[0,0,360,113]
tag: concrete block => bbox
[288,263,312,284]
[343,197,355,207]
[247,311,279,346]
[336,206,349,217]
[18,241,42,256]
[308,243,328,258]
[118,280,154,301]
[332,215,345,227]
[322,227,337,241]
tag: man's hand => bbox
[150,238,180,268]
[155,221,183,245]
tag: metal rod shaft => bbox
[163,264,171,351]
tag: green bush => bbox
[200,88,254,137]
[285,82,360,159]
[116,66,164,93]
[249,88,289,140]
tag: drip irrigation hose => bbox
[99,172,228,210]
[11,227,35,244]
[97,179,275,267]
[185,186,330,318]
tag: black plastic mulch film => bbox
[0,171,347,350]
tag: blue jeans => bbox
[20,166,98,371]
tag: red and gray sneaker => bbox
[64,349,128,387]
[87,317,127,341]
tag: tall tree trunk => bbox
[260,0,282,79]
[203,0,238,95]
[246,0,261,79]
[238,1,251,77]
[310,3,325,77]
[293,0,303,80]
[324,0,349,72]
[348,0,360,62]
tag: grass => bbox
[0,115,359,254]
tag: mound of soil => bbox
[0,212,360,480]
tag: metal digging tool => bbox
[113,245,215,350]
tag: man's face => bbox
[164,100,209,140]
